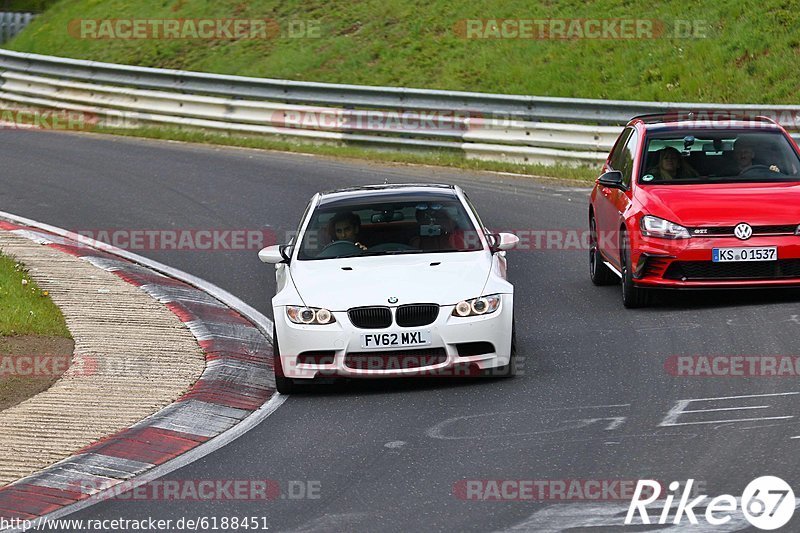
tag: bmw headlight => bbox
[640,215,691,239]
[286,306,336,325]
[452,295,501,317]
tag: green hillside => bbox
[2,1,59,12]
[5,0,796,104]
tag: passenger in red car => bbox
[647,147,698,180]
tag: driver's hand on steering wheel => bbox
[770,164,781,173]
[355,241,368,251]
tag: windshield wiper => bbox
[360,249,468,257]
[358,249,429,257]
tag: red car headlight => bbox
[641,215,691,239]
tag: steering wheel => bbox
[318,240,364,258]
[739,164,774,177]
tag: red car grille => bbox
[687,224,797,237]
[664,259,800,280]
[344,348,447,370]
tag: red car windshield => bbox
[639,130,800,184]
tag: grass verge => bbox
[0,251,71,337]
[0,250,73,410]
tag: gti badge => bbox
[388,296,398,304]
[734,223,753,240]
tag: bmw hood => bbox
[287,252,494,310]
[636,181,800,226]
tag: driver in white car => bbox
[328,211,368,250]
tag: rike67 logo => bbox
[626,477,795,530]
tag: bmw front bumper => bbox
[273,297,514,380]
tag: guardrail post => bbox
[0,12,36,44]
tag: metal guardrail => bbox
[0,13,35,44]
[0,48,798,166]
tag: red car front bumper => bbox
[631,234,800,288]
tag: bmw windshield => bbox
[297,193,483,260]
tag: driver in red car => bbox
[734,138,781,174]
[329,212,368,250]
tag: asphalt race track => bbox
[4,129,800,532]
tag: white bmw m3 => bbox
[259,184,519,393]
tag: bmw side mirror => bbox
[259,244,291,264]
[597,170,624,189]
[488,232,519,252]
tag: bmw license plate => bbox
[361,331,431,349]
[712,247,777,262]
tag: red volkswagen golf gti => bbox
[589,114,800,307]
